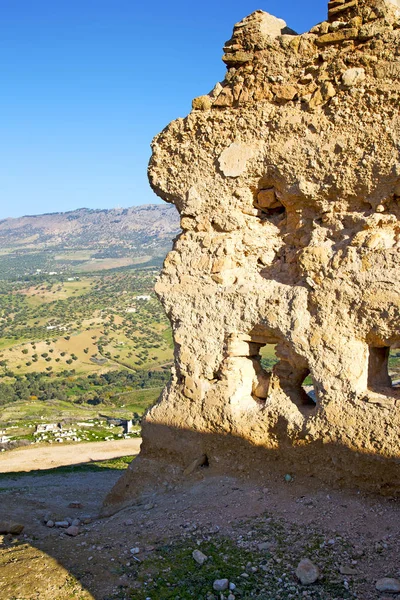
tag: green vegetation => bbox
[0,370,169,406]
[0,268,173,444]
[0,270,173,377]
[109,515,354,600]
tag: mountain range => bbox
[0,204,179,250]
[0,204,180,279]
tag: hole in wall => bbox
[226,329,317,409]
[202,455,209,468]
[301,370,317,405]
[271,359,317,410]
[368,344,400,392]
[259,344,279,373]
[389,346,400,387]
[252,343,279,400]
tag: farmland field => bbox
[0,266,173,447]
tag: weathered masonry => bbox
[104,0,400,512]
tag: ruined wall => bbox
[104,0,400,511]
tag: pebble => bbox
[340,565,357,576]
[376,578,400,593]
[228,595,235,600]
[342,67,365,88]
[130,547,140,555]
[258,542,271,551]
[46,520,54,528]
[213,579,229,592]
[65,525,79,537]
[55,521,69,528]
[71,519,81,527]
[192,549,208,565]
[209,525,220,534]
[68,501,83,509]
[295,559,320,585]
[229,583,236,591]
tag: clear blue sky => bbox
[0,1,327,219]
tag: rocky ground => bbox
[1,455,400,600]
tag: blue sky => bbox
[0,1,327,219]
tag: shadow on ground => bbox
[2,427,400,599]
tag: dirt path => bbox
[0,438,142,473]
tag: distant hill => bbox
[0,204,180,279]
[0,204,179,250]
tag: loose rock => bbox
[55,521,69,528]
[192,549,208,565]
[296,559,320,585]
[376,578,400,593]
[213,579,229,592]
[342,67,365,88]
[0,521,24,535]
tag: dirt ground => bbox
[0,438,142,473]
[1,443,400,599]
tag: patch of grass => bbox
[113,515,354,600]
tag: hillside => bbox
[0,204,179,445]
[0,204,179,249]
[0,204,179,278]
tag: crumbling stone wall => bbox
[104,0,400,511]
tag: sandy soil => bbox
[0,438,142,473]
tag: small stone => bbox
[192,549,208,565]
[315,28,358,46]
[296,559,320,585]
[209,525,220,534]
[130,547,140,555]
[222,51,254,66]
[228,595,235,600]
[46,520,55,528]
[65,525,79,537]
[229,583,236,591]
[143,503,154,511]
[258,542,272,551]
[218,143,253,178]
[71,518,80,527]
[272,84,298,102]
[340,565,357,575]
[284,474,293,482]
[68,502,83,509]
[192,95,213,111]
[342,68,365,88]
[213,579,229,592]
[257,188,280,209]
[55,521,69,528]
[376,578,400,593]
